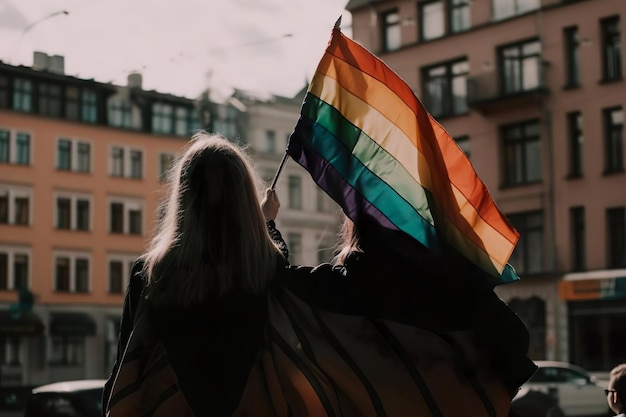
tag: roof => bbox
[32,380,106,394]
[345,0,386,12]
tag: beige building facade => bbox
[347,0,626,371]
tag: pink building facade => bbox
[347,0,626,370]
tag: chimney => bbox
[127,72,142,89]
[32,51,48,71]
[32,52,65,74]
[49,55,65,74]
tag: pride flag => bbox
[287,26,520,284]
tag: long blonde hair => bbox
[141,132,283,305]
[332,216,362,266]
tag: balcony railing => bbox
[467,61,549,112]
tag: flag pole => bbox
[270,151,289,190]
[334,15,342,31]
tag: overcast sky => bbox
[0,0,352,100]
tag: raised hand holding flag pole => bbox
[281,17,519,284]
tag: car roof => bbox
[32,380,106,394]
[533,361,590,373]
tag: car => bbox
[23,379,105,417]
[513,361,610,417]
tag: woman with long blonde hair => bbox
[103,132,287,417]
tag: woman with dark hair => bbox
[103,133,287,417]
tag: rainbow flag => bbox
[287,26,519,284]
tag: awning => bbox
[50,312,96,336]
[0,310,44,335]
[559,269,626,301]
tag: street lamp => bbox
[10,9,70,64]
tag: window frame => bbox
[422,57,469,118]
[507,210,544,275]
[109,145,144,179]
[566,111,583,178]
[53,192,92,231]
[287,175,303,210]
[108,197,144,235]
[600,16,622,82]
[606,207,626,269]
[498,38,542,95]
[0,184,32,226]
[0,246,31,291]
[501,119,542,187]
[53,252,91,293]
[602,106,624,174]
[563,26,580,88]
[570,206,586,272]
[419,0,445,41]
[380,9,401,52]
[107,254,137,294]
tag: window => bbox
[152,103,174,134]
[54,193,91,231]
[563,26,580,87]
[54,253,90,293]
[567,111,583,178]
[109,198,143,235]
[175,107,188,136]
[13,78,32,112]
[603,106,623,173]
[57,139,71,170]
[316,187,335,213]
[0,185,32,226]
[600,16,621,82]
[0,75,8,108]
[81,89,98,123]
[502,120,541,186]
[110,145,144,179]
[65,86,79,120]
[607,207,626,268]
[15,133,30,165]
[77,142,90,172]
[50,336,84,365]
[450,0,470,33]
[265,130,276,153]
[56,197,71,229]
[455,135,470,159]
[570,206,585,271]
[423,59,469,117]
[130,150,142,179]
[381,10,401,52]
[108,100,133,128]
[38,83,62,117]
[492,0,539,20]
[0,247,30,291]
[507,211,543,275]
[288,175,302,209]
[111,147,124,177]
[108,255,136,294]
[287,233,302,265]
[0,337,21,366]
[0,129,31,165]
[0,129,8,163]
[500,39,542,94]
[56,137,91,173]
[420,1,444,41]
[159,153,175,182]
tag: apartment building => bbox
[346,0,626,371]
[0,53,338,386]
[228,88,341,267]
